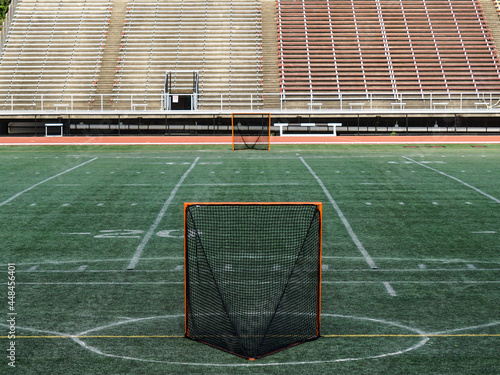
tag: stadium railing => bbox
[1,91,500,112]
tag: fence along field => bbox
[0,144,498,374]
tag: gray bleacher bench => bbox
[349,102,364,110]
[391,102,406,110]
[432,102,448,110]
[307,102,323,110]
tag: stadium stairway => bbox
[109,0,264,111]
[261,0,280,109]
[480,0,500,45]
[94,0,128,109]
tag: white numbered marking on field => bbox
[156,230,183,238]
[63,229,183,239]
[94,230,144,239]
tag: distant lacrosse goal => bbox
[231,113,271,150]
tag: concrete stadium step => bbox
[94,0,128,105]
[479,0,500,46]
[261,0,280,109]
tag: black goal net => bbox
[184,202,322,360]
[231,113,271,150]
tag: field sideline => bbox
[0,137,498,374]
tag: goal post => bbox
[184,202,322,360]
[231,113,271,151]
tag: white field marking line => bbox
[0,157,98,207]
[10,267,500,274]
[116,184,152,187]
[324,268,500,272]
[126,157,200,270]
[68,314,429,367]
[322,255,500,264]
[0,323,68,338]
[16,269,185,273]
[383,282,397,297]
[402,156,500,203]
[428,321,500,335]
[3,255,498,269]
[0,256,185,267]
[184,182,302,187]
[12,280,500,286]
[300,157,378,269]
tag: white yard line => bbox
[126,157,200,270]
[0,256,184,267]
[0,157,98,207]
[184,182,301,187]
[300,157,378,269]
[11,267,500,274]
[14,280,500,286]
[383,282,397,297]
[402,156,500,203]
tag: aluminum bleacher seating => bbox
[277,0,500,98]
[0,0,112,110]
[0,0,263,111]
[113,0,263,110]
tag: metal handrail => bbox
[1,91,500,113]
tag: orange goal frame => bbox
[183,202,323,343]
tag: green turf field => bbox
[0,144,499,374]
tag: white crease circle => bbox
[71,313,429,367]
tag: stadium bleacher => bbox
[0,0,112,111]
[0,0,500,116]
[277,0,500,98]
[0,0,264,111]
[113,0,263,110]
